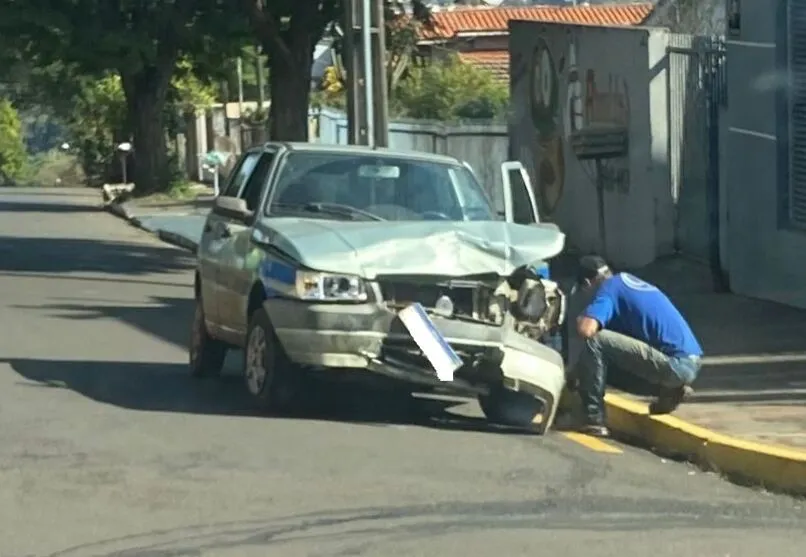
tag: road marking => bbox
[561,432,623,454]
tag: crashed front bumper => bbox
[266,298,566,431]
[267,298,502,369]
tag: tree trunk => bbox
[266,39,314,141]
[121,65,174,195]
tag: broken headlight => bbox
[511,278,548,323]
[295,271,368,302]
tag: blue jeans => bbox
[576,330,702,424]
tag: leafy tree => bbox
[0,98,27,184]
[395,54,508,121]
[66,74,127,185]
[239,0,431,141]
[0,0,250,194]
[645,0,725,34]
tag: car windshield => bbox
[266,151,497,222]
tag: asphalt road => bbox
[1,187,804,557]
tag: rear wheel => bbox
[190,300,227,378]
[478,387,545,429]
[244,307,298,412]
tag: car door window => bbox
[223,152,261,197]
[509,168,537,225]
[239,152,275,212]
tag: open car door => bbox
[501,161,540,225]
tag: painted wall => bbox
[509,21,674,268]
[723,0,806,308]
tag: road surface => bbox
[0,187,804,557]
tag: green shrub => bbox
[0,98,27,184]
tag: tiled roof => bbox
[458,50,510,83]
[421,3,654,40]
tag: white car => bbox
[191,142,568,433]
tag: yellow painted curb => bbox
[605,393,806,495]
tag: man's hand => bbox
[576,316,600,339]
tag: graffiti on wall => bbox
[529,38,565,216]
[527,33,632,217]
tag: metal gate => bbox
[667,34,727,280]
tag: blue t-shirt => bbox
[583,273,703,358]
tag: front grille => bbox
[378,280,475,315]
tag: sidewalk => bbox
[104,199,806,493]
[107,196,208,253]
[615,258,806,449]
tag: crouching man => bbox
[573,255,703,437]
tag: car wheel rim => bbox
[245,325,268,395]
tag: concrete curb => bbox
[605,393,806,496]
[105,200,199,254]
[156,230,199,254]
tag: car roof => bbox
[251,141,465,166]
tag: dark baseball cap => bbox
[576,254,610,285]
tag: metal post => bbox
[255,45,266,109]
[371,0,389,147]
[344,0,366,144]
[361,0,374,147]
[236,57,244,120]
[594,159,607,259]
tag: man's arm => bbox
[576,289,615,339]
[576,316,601,339]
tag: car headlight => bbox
[295,271,368,302]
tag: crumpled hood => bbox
[253,217,565,279]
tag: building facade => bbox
[724,0,806,307]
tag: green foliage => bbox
[15,149,85,187]
[0,0,252,193]
[314,54,508,121]
[395,54,508,121]
[170,58,218,114]
[0,98,28,184]
[63,75,127,185]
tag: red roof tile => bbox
[458,50,510,82]
[421,3,654,40]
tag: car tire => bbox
[190,299,228,378]
[244,306,297,413]
[478,387,544,429]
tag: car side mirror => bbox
[212,196,253,224]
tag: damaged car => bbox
[191,142,568,433]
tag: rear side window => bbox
[223,152,260,197]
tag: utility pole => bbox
[236,56,245,121]
[370,0,389,147]
[343,0,389,147]
[255,45,266,110]
[344,0,369,145]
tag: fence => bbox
[667,34,728,286]
[311,108,510,210]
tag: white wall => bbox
[508,22,675,268]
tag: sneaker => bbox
[649,385,694,415]
[579,423,610,437]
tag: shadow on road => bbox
[22,295,194,348]
[4,357,527,435]
[0,236,194,275]
[0,187,96,198]
[0,201,102,213]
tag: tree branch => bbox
[239,0,294,65]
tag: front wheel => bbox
[244,307,298,413]
[478,387,545,429]
[190,300,227,378]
